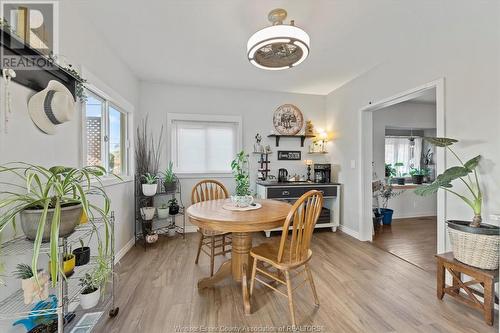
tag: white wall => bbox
[372,102,437,218]
[0,2,138,264]
[138,82,327,230]
[325,1,500,240]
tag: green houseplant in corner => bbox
[415,137,499,269]
[0,163,113,285]
[163,161,177,193]
[230,151,253,208]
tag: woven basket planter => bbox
[447,220,500,270]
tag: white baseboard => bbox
[392,213,437,219]
[115,237,134,264]
[338,224,360,240]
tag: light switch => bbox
[350,160,356,169]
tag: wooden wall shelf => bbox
[267,134,315,147]
[0,27,79,100]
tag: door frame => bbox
[359,78,446,253]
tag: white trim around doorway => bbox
[358,78,446,253]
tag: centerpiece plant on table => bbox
[230,151,253,208]
[415,137,499,269]
[0,163,115,286]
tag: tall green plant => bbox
[231,151,250,196]
[415,137,483,227]
[0,163,114,285]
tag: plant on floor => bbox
[415,138,482,226]
[378,183,404,209]
[0,163,114,286]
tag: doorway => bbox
[371,90,438,272]
[359,79,446,270]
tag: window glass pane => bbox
[85,94,104,167]
[177,126,206,172]
[207,127,234,172]
[385,136,422,176]
[109,105,125,175]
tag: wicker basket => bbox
[448,226,500,270]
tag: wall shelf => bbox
[0,27,80,100]
[267,134,315,147]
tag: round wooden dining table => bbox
[187,198,291,314]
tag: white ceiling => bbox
[74,0,445,95]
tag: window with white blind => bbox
[168,114,242,174]
[385,136,422,175]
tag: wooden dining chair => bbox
[191,180,232,276]
[249,190,323,326]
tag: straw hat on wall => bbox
[27,80,75,135]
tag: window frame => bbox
[167,113,242,178]
[82,87,130,177]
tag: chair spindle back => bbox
[191,180,229,204]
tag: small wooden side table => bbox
[436,252,498,326]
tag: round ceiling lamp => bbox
[247,8,310,70]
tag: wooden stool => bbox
[436,252,498,326]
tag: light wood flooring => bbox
[373,216,437,274]
[96,230,497,332]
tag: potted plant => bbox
[393,162,406,185]
[385,163,396,178]
[230,151,253,207]
[0,164,113,286]
[63,253,75,277]
[376,184,404,225]
[163,161,177,193]
[73,238,91,266]
[409,167,429,184]
[157,203,169,219]
[140,207,156,220]
[168,198,179,215]
[141,173,158,196]
[13,263,49,305]
[415,137,500,269]
[79,272,100,309]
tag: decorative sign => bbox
[277,150,301,160]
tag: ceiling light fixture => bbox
[247,8,310,70]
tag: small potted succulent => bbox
[163,162,177,193]
[79,272,100,310]
[415,137,500,269]
[157,203,169,219]
[409,167,429,184]
[13,264,49,305]
[63,253,75,277]
[168,198,179,215]
[140,207,156,221]
[393,162,406,185]
[73,238,91,266]
[141,173,158,196]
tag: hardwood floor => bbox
[373,216,437,274]
[96,230,497,332]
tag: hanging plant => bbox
[62,64,87,103]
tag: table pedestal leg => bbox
[232,232,253,314]
[198,260,232,289]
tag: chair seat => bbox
[251,242,312,270]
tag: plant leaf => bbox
[464,155,481,171]
[424,137,458,147]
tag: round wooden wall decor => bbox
[272,104,304,135]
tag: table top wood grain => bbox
[187,198,291,233]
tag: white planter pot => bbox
[142,183,158,196]
[157,208,169,219]
[80,287,100,309]
[21,272,49,305]
[140,207,156,220]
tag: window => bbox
[84,89,128,176]
[385,136,422,175]
[168,114,241,174]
